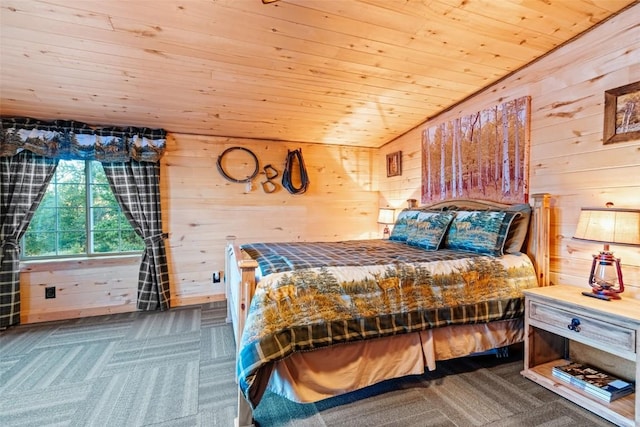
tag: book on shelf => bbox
[552,362,635,402]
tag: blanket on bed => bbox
[238,240,538,407]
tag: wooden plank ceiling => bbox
[0,0,636,148]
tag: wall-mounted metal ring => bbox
[216,146,259,183]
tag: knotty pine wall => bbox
[379,4,640,297]
[20,135,379,323]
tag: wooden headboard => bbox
[528,193,551,287]
[418,193,550,287]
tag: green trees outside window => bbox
[22,160,144,258]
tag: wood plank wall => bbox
[163,134,379,301]
[20,135,379,323]
[379,4,640,297]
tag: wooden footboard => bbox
[224,235,259,427]
[224,235,258,350]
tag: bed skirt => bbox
[266,318,523,403]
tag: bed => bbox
[225,194,550,427]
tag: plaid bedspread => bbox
[237,240,538,408]
[241,240,483,275]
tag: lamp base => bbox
[581,291,612,301]
[586,250,624,300]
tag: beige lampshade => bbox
[377,208,395,225]
[573,207,640,246]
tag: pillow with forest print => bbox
[406,211,456,250]
[443,210,518,256]
[389,209,421,242]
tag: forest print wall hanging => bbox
[421,96,530,204]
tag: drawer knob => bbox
[568,318,581,332]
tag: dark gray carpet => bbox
[0,302,615,426]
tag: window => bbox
[22,160,144,258]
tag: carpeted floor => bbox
[0,302,616,426]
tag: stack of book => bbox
[552,362,635,403]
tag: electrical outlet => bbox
[45,286,56,299]
[213,271,221,283]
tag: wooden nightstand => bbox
[521,285,640,426]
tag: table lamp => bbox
[377,208,395,239]
[573,204,640,300]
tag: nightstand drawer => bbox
[529,300,636,354]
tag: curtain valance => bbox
[0,117,166,162]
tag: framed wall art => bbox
[386,151,402,177]
[421,96,531,205]
[603,81,640,144]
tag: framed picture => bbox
[386,151,402,177]
[603,81,640,144]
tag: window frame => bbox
[20,160,144,260]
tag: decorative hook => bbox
[263,164,278,180]
[261,180,277,193]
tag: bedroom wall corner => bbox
[18,134,381,323]
[378,3,640,298]
[162,134,380,307]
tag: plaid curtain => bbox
[102,161,170,311]
[0,152,58,328]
